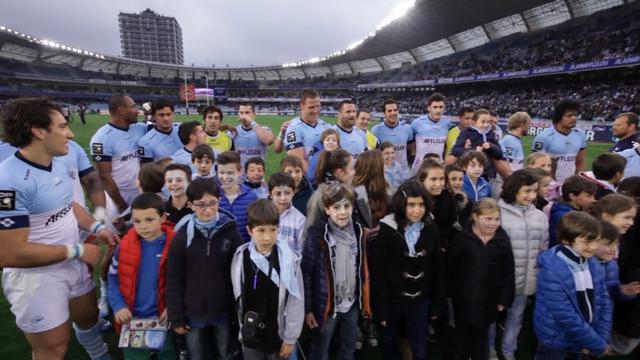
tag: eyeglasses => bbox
[191,200,218,210]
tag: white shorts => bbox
[2,260,95,333]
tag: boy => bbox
[534,211,612,358]
[217,151,259,243]
[164,163,193,226]
[269,172,306,253]
[281,155,314,216]
[596,221,640,301]
[244,157,269,199]
[302,183,371,360]
[167,177,243,360]
[500,112,531,172]
[231,199,304,360]
[549,175,598,247]
[191,144,216,179]
[459,150,491,202]
[108,193,176,359]
[579,153,627,199]
[381,141,408,190]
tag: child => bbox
[191,144,216,179]
[526,152,560,202]
[496,169,549,360]
[459,150,492,202]
[448,198,515,360]
[217,151,258,243]
[167,177,244,360]
[418,159,465,248]
[445,163,472,226]
[269,172,306,254]
[579,153,627,199]
[549,175,598,247]
[302,183,372,360]
[281,155,314,216]
[372,180,445,360]
[596,221,640,301]
[244,156,269,199]
[500,112,531,172]
[381,141,408,191]
[164,163,193,226]
[108,193,176,359]
[534,211,613,358]
[445,163,465,193]
[353,150,390,228]
[451,109,508,180]
[307,128,341,185]
[528,167,553,216]
[231,200,304,360]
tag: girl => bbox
[591,194,637,236]
[381,141,408,190]
[306,128,340,185]
[528,167,553,217]
[372,180,445,360]
[496,169,549,360]
[305,149,368,232]
[352,150,391,228]
[419,160,468,248]
[448,198,515,360]
[526,152,560,202]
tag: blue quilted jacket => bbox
[219,184,258,243]
[534,246,612,356]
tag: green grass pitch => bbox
[0,113,622,359]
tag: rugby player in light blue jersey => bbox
[91,95,150,219]
[0,140,17,162]
[137,98,182,162]
[372,98,414,170]
[0,98,119,360]
[171,120,206,171]
[334,100,367,159]
[500,112,531,172]
[410,92,451,174]
[284,89,331,170]
[531,99,587,184]
[234,102,274,171]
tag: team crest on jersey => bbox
[287,132,296,143]
[533,141,544,151]
[505,147,513,156]
[0,190,16,210]
[92,143,104,155]
[138,147,145,156]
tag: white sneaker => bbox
[98,297,109,319]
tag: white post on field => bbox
[183,72,189,113]
[205,74,210,106]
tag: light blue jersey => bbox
[410,115,451,173]
[59,140,94,207]
[617,147,640,178]
[371,122,414,169]
[90,122,149,198]
[171,147,194,167]
[234,124,272,170]
[284,117,332,159]
[500,133,525,171]
[0,153,79,249]
[137,124,182,162]
[0,141,17,163]
[532,126,586,184]
[334,125,367,159]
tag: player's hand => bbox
[305,313,318,329]
[174,325,190,335]
[497,304,505,312]
[80,244,103,267]
[621,281,640,296]
[114,307,133,324]
[96,228,120,247]
[92,206,107,225]
[219,124,238,135]
[464,139,472,149]
[279,343,295,358]
[159,309,168,325]
[476,146,484,152]
[280,121,290,137]
[482,142,491,150]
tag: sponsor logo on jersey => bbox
[138,147,145,156]
[92,143,104,155]
[0,190,16,210]
[533,141,544,151]
[45,203,73,226]
[287,132,297,143]
[505,147,514,156]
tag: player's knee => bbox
[34,337,69,360]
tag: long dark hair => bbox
[314,149,352,186]
[391,180,432,231]
[353,150,388,225]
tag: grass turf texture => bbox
[0,113,625,359]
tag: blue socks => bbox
[73,320,110,360]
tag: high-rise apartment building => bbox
[119,9,184,65]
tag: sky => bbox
[0,0,403,67]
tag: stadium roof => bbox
[0,0,627,81]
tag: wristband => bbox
[66,244,85,259]
[90,221,106,235]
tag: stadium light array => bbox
[281,0,416,68]
[0,25,107,60]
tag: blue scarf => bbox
[471,125,492,143]
[175,213,219,247]
[404,222,424,256]
[249,241,302,299]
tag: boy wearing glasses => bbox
[167,177,244,360]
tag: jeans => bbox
[535,344,585,360]
[309,304,359,360]
[123,337,176,360]
[242,345,282,360]
[488,294,528,356]
[184,321,233,360]
[382,300,430,360]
